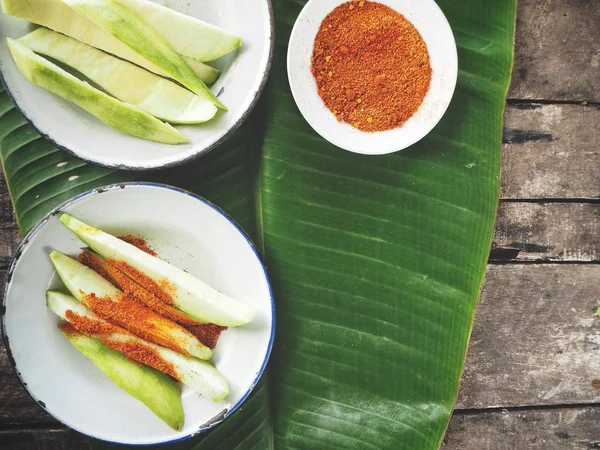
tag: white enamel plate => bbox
[0,0,273,170]
[2,183,274,445]
[287,0,457,155]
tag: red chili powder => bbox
[109,259,175,306]
[185,324,226,350]
[118,235,157,256]
[80,251,225,349]
[311,1,431,132]
[65,311,178,379]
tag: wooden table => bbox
[1,0,599,448]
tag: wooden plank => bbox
[0,428,87,450]
[501,103,600,200]
[444,406,600,450]
[492,203,600,262]
[0,173,19,268]
[457,264,600,409]
[509,0,600,101]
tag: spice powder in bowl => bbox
[311,0,432,132]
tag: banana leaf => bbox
[0,0,516,448]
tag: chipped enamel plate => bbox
[2,183,274,445]
[0,0,273,170]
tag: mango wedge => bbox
[54,309,184,430]
[109,0,242,62]
[0,0,220,85]
[60,214,256,327]
[50,250,211,360]
[48,291,230,402]
[6,39,188,144]
[80,249,201,326]
[61,0,226,110]
[19,29,218,124]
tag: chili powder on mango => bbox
[64,313,178,378]
[79,245,225,349]
[311,1,431,132]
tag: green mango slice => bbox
[6,38,189,144]
[47,290,230,402]
[60,213,256,327]
[112,0,242,62]
[61,0,226,110]
[50,292,185,431]
[0,0,221,85]
[20,28,218,124]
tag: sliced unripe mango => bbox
[47,291,230,402]
[6,38,189,144]
[111,0,242,62]
[1,0,221,85]
[60,214,256,327]
[50,250,212,359]
[20,29,217,124]
[49,295,185,431]
[61,0,226,110]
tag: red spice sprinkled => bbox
[80,250,191,325]
[107,340,178,379]
[311,1,431,132]
[65,311,178,379]
[81,292,195,356]
[110,259,175,306]
[185,324,226,350]
[59,322,80,336]
[118,235,157,256]
[65,309,118,335]
[80,251,225,349]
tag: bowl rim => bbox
[0,0,275,172]
[0,181,276,446]
[286,0,458,155]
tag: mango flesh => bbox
[113,0,242,62]
[6,38,189,144]
[0,0,221,85]
[62,0,226,110]
[49,292,185,431]
[60,213,256,327]
[20,28,218,124]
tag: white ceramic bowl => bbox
[1,183,274,445]
[287,0,457,155]
[0,1,273,170]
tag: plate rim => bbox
[0,0,275,172]
[0,181,276,446]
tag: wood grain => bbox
[0,428,87,450]
[509,0,600,101]
[457,264,600,409]
[492,202,600,262]
[0,174,19,268]
[501,103,600,200]
[444,406,600,450]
